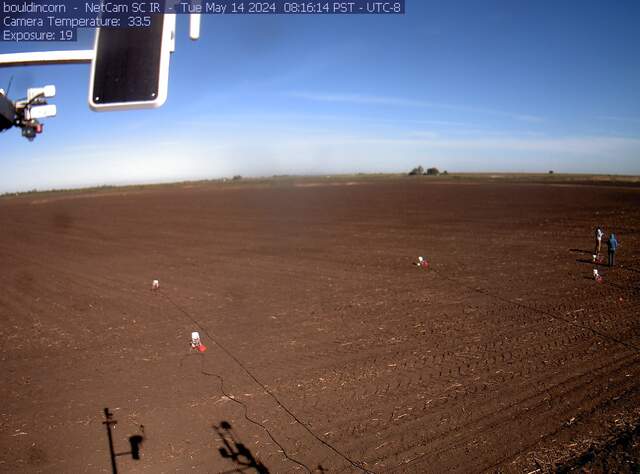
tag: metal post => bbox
[0,50,94,68]
[103,408,118,474]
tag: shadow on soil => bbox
[556,423,640,473]
[214,421,269,473]
[102,408,145,474]
[576,258,607,266]
[570,248,594,255]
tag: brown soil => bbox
[1,178,639,473]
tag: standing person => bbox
[594,227,604,257]
[607,233,619,267]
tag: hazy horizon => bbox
[1,1,639,192]
[2,169,640,196]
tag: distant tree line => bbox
[409,166,444,176]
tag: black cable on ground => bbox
[177,353,305,471]
[197,355,311,473]
[159,259,637,474]
[431,266,640,354]
[168,293,311,473]
[162,291,374,474]
[381,263,640,473]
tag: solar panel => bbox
[89,13,174,111]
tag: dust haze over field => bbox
[1,176,640,473]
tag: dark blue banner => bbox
[2,0,404,16]
[1,0,404,42]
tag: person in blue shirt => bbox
[607,233,619,267]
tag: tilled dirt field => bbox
[1,178,639,473]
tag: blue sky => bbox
[1,0,639,192]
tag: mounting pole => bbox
[0,50,94,68]
[103,408,119,474]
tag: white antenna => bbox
[189,0,202,40]
[190,13,201,40]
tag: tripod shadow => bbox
[213,421,269,473]
[102,408,145,474]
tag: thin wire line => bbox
[383,263,640,472]
[432,266,640,353]
[197,355,310,473]
[163,291,373,473]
